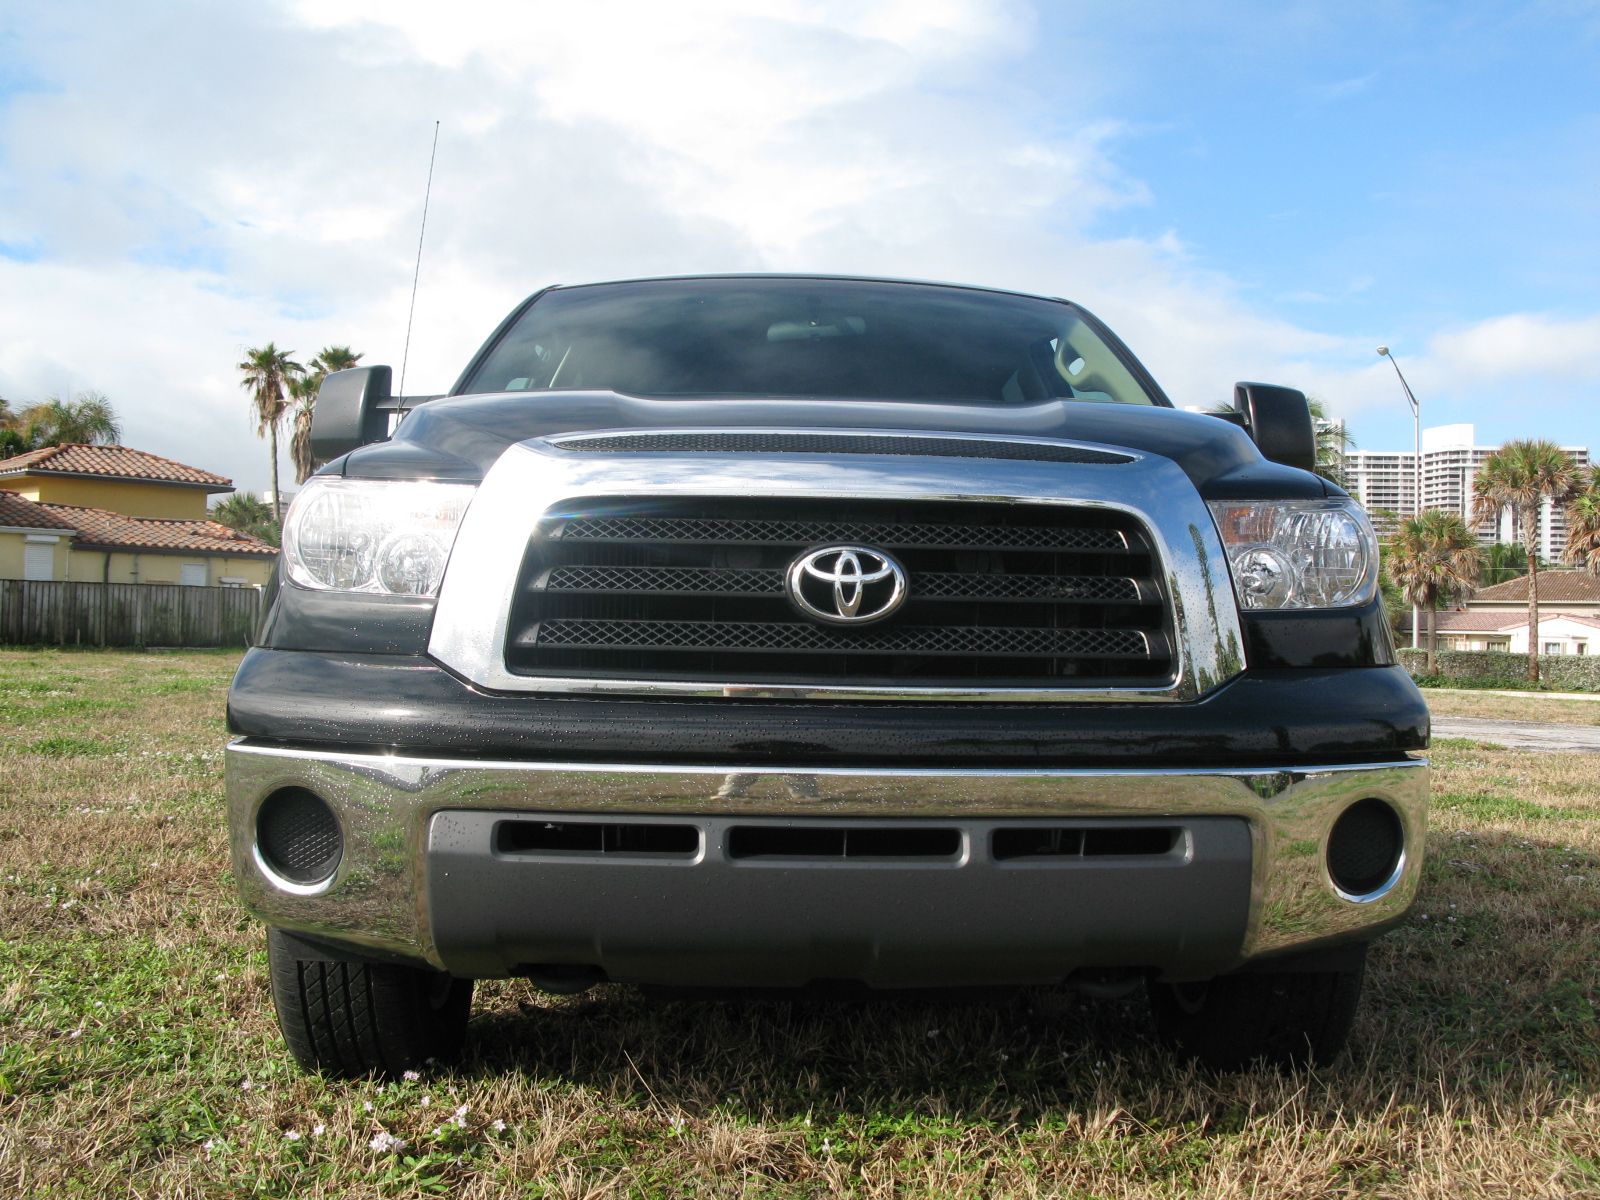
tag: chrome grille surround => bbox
[427,430,1247,702]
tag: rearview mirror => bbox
[310,366,394,463]
[1232,382,1316,472]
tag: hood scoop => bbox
[544,429,1133,465]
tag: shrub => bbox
[1397,648,1600,692]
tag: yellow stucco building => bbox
[0,444,278,587]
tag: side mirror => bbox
[1232,382,1316,472]
[310,366,394,463]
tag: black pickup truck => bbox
[226,275,1427,1075]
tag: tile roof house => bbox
[0,443,234,520]
[1417,573,1600,656]
[1465,571,1600,610]
[0,490,78,535]
[0,445,276,587]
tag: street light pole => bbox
[1377,346,1422,649]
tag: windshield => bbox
[458,278,1165,407]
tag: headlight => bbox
[282,478,475,597]
[1208,498,1377,610]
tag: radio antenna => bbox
[397,120,440,398]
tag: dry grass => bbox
[1423,688,1600,727]
[1,648,1597,1198]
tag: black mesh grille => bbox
[562,515,1128,552]
[506,497,1174,688]
[256,789,342,884]
[552,432,1132,464]
[526,620,1148,658]
[1327,799,1404,896]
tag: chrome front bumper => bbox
[227,742,1427,978]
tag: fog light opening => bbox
[1326,797,1405,902]
[255,787,343,890]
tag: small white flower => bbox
[402,1069,421,1082]
[420,1095,431,1107]
[432,1125,444,1136]
[491,1119,506,1133]
[240,1079,254,1091]
[311,1124,325,1137]
[926,1028,940,1038]
[368,1130,407,1152]
[203,1138,220,1157]
[821,1137,833,1155]
[362,1101,374,1113]
[283,1130,301,1141]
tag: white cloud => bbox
[1425,313,1600,385]
[0,0,1595,492]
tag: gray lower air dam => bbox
[426,812,1253,986]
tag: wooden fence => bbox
[0,580,262,648]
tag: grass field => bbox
[1422,688,1600,727]
[2,648,1598,1198]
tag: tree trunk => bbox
[269,421,282,526]
[1426,593,1439,676]
[1525,505,1540,683]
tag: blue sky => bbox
[0,1,1596,492]
[1068,4,1600,332]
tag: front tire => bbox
[267,929,473,1077]
[1147,945,1366,1070]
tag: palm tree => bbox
[286,346,365,484]
[1305,396,1353,488]
[312,345,363,377]
[1472,439,1582,682]
[1564,468,1600,577]
[15,391,122,446]
[1478,542,1530,587]
[0,397,22,457]
[287,373,320,486]
[1387,511,1482,675]
[238,344,303,524]
[211,492,280,546]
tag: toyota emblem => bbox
[785,545,908,625]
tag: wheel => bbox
[267,928,473,1077]
[1147,945,1366,1070]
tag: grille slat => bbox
[542,565,1148,605]
[506,497,1174,689]
[561,515,1132,553]
[526,619,1154,659]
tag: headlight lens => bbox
[282,478,475,597]
[1208,499,1377,610]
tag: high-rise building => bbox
[1343,424,1589,558]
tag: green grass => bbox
[1,648,1598,1197]
[1434,791,1591,822]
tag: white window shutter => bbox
[24,541,56,581]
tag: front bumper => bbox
[227,742,1427,984]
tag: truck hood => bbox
[338,390,1330,500]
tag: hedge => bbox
[1396,647,1600,692]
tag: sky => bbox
[0,0,1597,497]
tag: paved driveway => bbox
[1432,715,1600,753]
